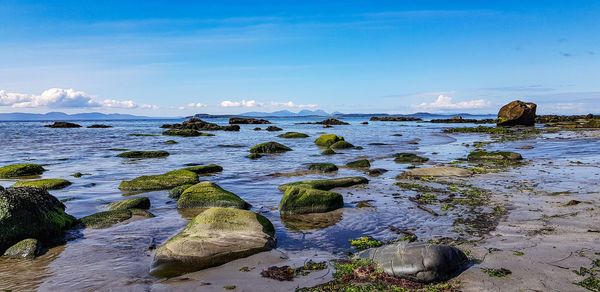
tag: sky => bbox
[0,0,599,116]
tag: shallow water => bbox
[1,117,599,291]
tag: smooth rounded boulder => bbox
[151,207,276,278]
[118,169,199,192]
[177,182,250,209]
[497,100,537,126]
[314,134,344,148]
[249,142,292,154]
[279,186,344,215]
[0,163,45,178]
[357,242,469,283]
[2,238,41,259]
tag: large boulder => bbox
[0,187,77,254]
[161,118,240,131]
[314,134,345,148]
[497,100,537,126]
[399,166,473,178]
[118,170,199,192]
[177,182,250,209]
[279,186,343,215]
[357,242,469,283]
[249,142,292,154]
[151,207,276,278]
[13,179,71,190]
[278,176,368,192]
[44,121,81,128]
[80,208,154,229]
[0,163,45,178]
[346,159,370,169]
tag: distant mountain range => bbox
[0,111,162,121]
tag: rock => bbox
[314,134,344,148]
[13,179,72,190]
[322,124,332,128]
[367,168,388,176]
[229,117,271,124]
[330,140,355,149]
[497,100,537,126]
[177,182,250,209]
[370,117,422,122]
[44,122,81,128]
[279,186,343,215]
[266,126,283,131]
[308,163,338,173]
[87,124,112,128]
[277,132,309,138]
[182,164,223,175]
[249,142,292,154]
[318,118,349,125]
[357,242,469,283]
[0,163,45,178]
[108,197,151,210]
[516,145,534,150]
[394,153,429,163]
[346,159,370,169]
[535,114,599,124]
[0,187,76,254]
[467,150,522,161]
[399,166,473,178]
[151,207,276,278]
[280,210,343,231]
[162,129,215,137]
[80,208,154,229]
[253,127,262,131]
[161,118,240,131]
[119,170,199,192]
[361,122,368,125]
[278,176,369,192]
[117,151,170,159]
[355,201,375,208]
[169,184,194,199]
[321,148,336,155]
[248,153,263,159]
[2,238,41,259]
[165,140,178,144]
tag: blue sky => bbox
[0,0,599,116]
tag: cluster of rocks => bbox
[44,121,82,128]
[297,118,349,125]
[228,117,271,124]
[370,116,422,122]
[161,118,240,131]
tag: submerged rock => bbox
[321,148,336,155]
[117,150,170,159]
[162,129,215,137]
[394,153,429,163]
[266,126,283,131]
[277,132,309,138]
[279,186,343,215]
[0,187,76,254]
[346,159,371,169]
[177,182,250,209]
[80,208,154,229]
[161,118,240,131]
[314,134,345,148]
[280,210,343,231]
[165,140,178,144]
[249,142,292,154]
[13,179,72,190]
[182,164,223,175]
[367,168,388,176]
[467,150,522,161]
[118,170,199,192]
[497,100,537,126]
[2,238,41,259]
[229,117,271,124]
[0,163,45,178]
[44,121,81,128]
[399,166,473,178]
[308,163,338,173]
[108,196,151,211]
[357,242,469,283]
[330,140,355,149]
[87,124,113,128]
[151,207,276,278]
[278,176,369,192]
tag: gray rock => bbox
[2,238,41,259]
[357,242,469,283]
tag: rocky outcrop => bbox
[279,186,343,215]
[108,197,151,211]
[317,118,349,125]
[393,153,429,163]
[497,100,537,126]
[535,114,598,124]
[80,208,154,229]
[249,142,292,154]
[370,116,422,121]
[308,163,338,173]
[266,126,283,131]
[118,169,199,192]
[87,124,113,128]
[44,122,81,128]
[0,163,45,178]
[229,117,271,124]
[429,116,495,124]
[161,118,240,131]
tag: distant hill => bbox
[0,111,163,121]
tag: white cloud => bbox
[101,99,137,108]
[415,95,491,110]
[219,99,317,109]
[188,102,207,108]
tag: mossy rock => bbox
[0,163,45,178]
[2,238,41,259]
[346,159,371,169]
[13,179,72,190]
[314,134,344,148]
[279,186,343,215]
[0,187,77,254]
[278,176,369,192]
[165,140,178,144]
[162,129,215,137]
[117,150,170,159]
[248,153,262,159]
[178,182,250,209]
[467,150,523,161]
[394,153,429,163]
[169,184,194,199]
[80,208,154,229]
[182,164,223,175]
[330,140,355,149]
[249,142,292,154]
[278,132,309,138]
[108,197,151,211]
[321,148,336,155]
[308,163,338,173]
[118,169,199,192]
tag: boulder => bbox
[44,121,81,128]
[277,132,309,138]
[357,242,469,283]
[182,164,223,175]
[249,142,292,154]
[151,207,276,278]
[13,179,71,190]
[278,176,368,192]
[162,129,215,137]
[279,186,343,215]
[399,166,473,178]
[497,100,537,126]
[169,184,194,199]
[317,118,349,125]
[308,163,338,173]
[0,187,76,254]
[80,208,154,229]
[367,168,388,176]
[321,148,336,155]
[177,182,250,209]
[119,170,199,192]
[228,117,271,124]
[248,153,262,159]
[2,238,41,259]
[467,150,522,161]
[161,118,240,131]
[0,163,45,178]
[346,159,371,169]
[330,140,355,149]
[266,126,283,131]
[108,197,151,210]
[394,153,429,163]
[314,134,344,148]
[117,151,170,159]
[87,124,112,128]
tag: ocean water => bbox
[1,116,599,290]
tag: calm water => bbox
[1,116,599,291]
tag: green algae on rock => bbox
[165,140,178,144]
[182,164,223,175]
[279,186,343,215]
[467,150,523,161]
[394,153,429,163]
[321,148,336,155]
[162,129,215,137]
[248,153,263,159]
[330,140,355,149]
[314,134,345,148]
[118,169,199,192]
[116,150,170,159]
[108,196,151,211]
[80,208,154,229]
[308,163,338,173]
[278,176,369,192]
[346,159,371,169]
[169,184,194,199]
[249,142,292,154]
[0,163,45,178]
[178,182,250,209]
[151,207,276,278]
[2,238,41,259]
[13,179,72,190]
[278,132,309,138]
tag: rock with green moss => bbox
[117,150,170,159]
[0,163,45,178]
[2,238,41,259]
[346,159,370,169]
[178,182,250,209]
[321,148,336,155]
[80,208,154,229]
[278,176,369,192]
[162,129,215,137]
[0,187,77,254]
[249,142,292,154]
[169,184,194,199]
[314,134,345,148]
[467,150,522,161]
[248,153,262,159]
[13,179,72,190]
[182,164,223,175]
[165,140,178,144]
[330,140,355,149]
[394,153,429,163]
[277,132,309,138]
[108,197,150,211]
[308,163,338,173]
[279,186,343,215]
[119,170,199,192]
[151,207,276,278]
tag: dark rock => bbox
[248,153,263,159]
[0,163,45,178]
[308,163,338,173]
[162,129,215,137]
[279,186,343,215]
[229,117,271,124]
[318,118,349,125]
[87,124,112,128]
[346,159,370,169]
[367,168,387,176]
[497,100,537,126]
[361,121,368,125]
[370,117,422,122]
[44,122,81,128]
[321,148,336,155]
[249,142,292,153]
[266,126,283,131]
[161,118,240,131]
[2,238,41,259]
[253,127,262,131]
[467,150,522,161]
[117,151,170,159]
[394,153,429,163]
